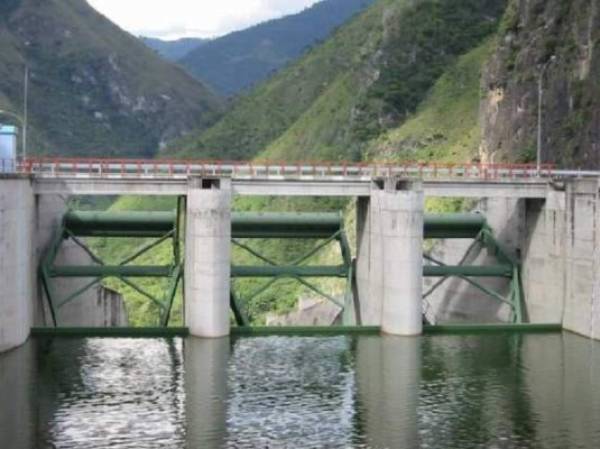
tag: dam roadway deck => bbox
[9,158,569,198]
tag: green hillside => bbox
[368,40,494,163]
[0,0,222,157]
[179,0,375,97]
[176,0,506,163]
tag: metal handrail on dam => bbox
[7,157,561,180]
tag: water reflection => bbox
[0,333,600,448]
[223,336,355,448]
[0,341,36,449]
[355,336,421,449]
[184,337,229,449]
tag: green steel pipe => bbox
[50,265,173,278]
[423,265,513,277]
[65,211,176,237]
[424,213,487,239]
[231,212,343,239]
[232,265,348,278]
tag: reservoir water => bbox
[1,332,599,448]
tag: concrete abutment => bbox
[0,177,35,352]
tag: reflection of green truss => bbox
[39,200,184,327]
[229,212,357,326]
[422,215,524,324]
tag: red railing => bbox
[2,157,559,180]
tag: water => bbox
[1,333,600,448]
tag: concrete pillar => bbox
[184,337,229,448]
[0,176,35,352]
[356,180,425,334]
[378,179,424,335]
[185,178,232,338]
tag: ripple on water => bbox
[1,332,600,449]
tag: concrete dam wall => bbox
[2,174,600,353]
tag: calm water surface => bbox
[1,333,600,448]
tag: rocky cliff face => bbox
[480,0,600,168]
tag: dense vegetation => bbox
[175,0,506,163]
[0,0,222,157]
[179,0,375,96]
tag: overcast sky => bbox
[88,0,322,40]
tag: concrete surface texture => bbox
[185,178,232,338]
[0,178,35,353]
[34,177,548,199]
[357,180,424,335]
[521,180,600,339]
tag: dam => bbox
[2,159,600,447]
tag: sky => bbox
[88,0,322,40]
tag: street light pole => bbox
[537,55,556,174]
[23,66,29,161]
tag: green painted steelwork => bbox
[231,265,348,278]
[232,326,381,336]
[50,265,174,278]
[231,212,356,326]
[65,211,176,237]
[30,323,561,338]
[31,327,190,338]
[422,216,525,325]
[423,265,513,278]
[423,323,562,334]
[424,213,486,239]
[231,212,343,239]
[40,202,185,328]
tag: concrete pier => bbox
[0,177,35,352]
[357,179,424,335]
[185,178,232,338]
[379,180,424,335]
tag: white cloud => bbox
[88,0,322,40]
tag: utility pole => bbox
[537,55,556,174]
[23,65,29,161]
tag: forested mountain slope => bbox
[0,0,222,157]
[175,0,507,163]
[179,0,375,97]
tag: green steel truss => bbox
[422,215,524,324]
[39,201,185,327]
[230,212,357,326]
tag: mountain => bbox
[179,0,376,97]
[0,0,223,158]
[478,0,600,168]
[175,0,507,162]
[141,37,208,62]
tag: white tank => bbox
[0,124,18,173]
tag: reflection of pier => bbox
[184,337,230,449]
[355,336,421,448]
